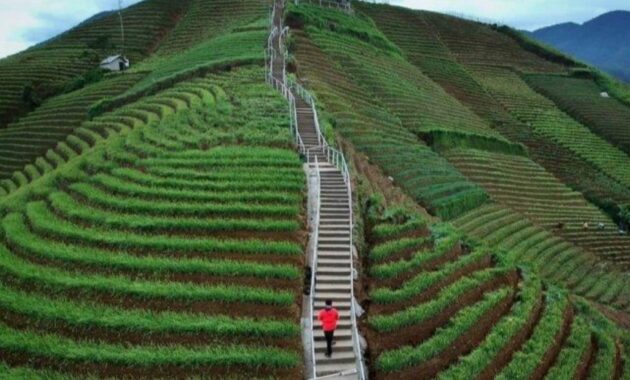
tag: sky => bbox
[0,0,629,59]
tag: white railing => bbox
[266,1,364,378]
[310,153,322,378]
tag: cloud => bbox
[0,0,141,59]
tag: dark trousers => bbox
[324,330,335,356]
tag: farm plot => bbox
[417,9,565,73]
[289,4,520,154]
[157,0,268,55]
[469,65,630,188]
[291,16,489,219]
[453,204,630,315]
[0,73,144,180]
[356,2,630,219]
[0,0,187,128]
[525,74,630,155]
[362,205,625,379]
[445,148,630,264]
[0,67,306,378]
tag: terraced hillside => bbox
[362,204,627,380]
[0,0,189,127]
[0,73,144,180]
[358,2,630,215]
[157,0,268,55]
[0,67,306,378]
[445,149,630,264]
[289,4,498,220]
[525,74,630,155]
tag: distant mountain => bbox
[532,10,630,82]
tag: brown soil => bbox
[377,287,516,380]
[530,304,574,380]
[574,334,596,380]
[0,310,300,350]
[0,349,302,380]
[589,300,630,330]
[369,254,493,315]
[369,270,518,356]
[614,340,623,380]
[375,243,463,290]
[478,288,545,380]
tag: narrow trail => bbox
[269,1,363,378]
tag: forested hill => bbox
[532,10,630,82]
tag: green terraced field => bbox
[157,0,268,55]
[525,74,630,155]
[291,6,491,220]
[0,0,188,128]
[0,73,144,180]
[445,148,630,263]
[469,66,630,189]
[0,67,306,378]
[363,204,626,380]
[453,204,630,314]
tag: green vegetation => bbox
[0,67,305,378]
[291,5,490,219]
[525,74,630,154]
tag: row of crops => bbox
[0,0,189,128]
[469,65,630,189]
[453,204,630,315]
[0,67,306,378]
[156,0,268,55]
[290,6,491,220]
[444,148,630,263]
[0,73,144,180]
[525,74,630,155]
[362,204,627,379]
[357,1,630,226]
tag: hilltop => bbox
[532,10,630,82]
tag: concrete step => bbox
[315,350,356,364]
[317,274,352,283]
[317,258,351,267]
[316,283,352,293]
[314,337,355,352]
[314,329,352,341]
[316,363,358,378]
[315,293,352,302]
[316,268,351,277]
[317,244,350,252]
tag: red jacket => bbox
[318,307,339,332]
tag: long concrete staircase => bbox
[268,1,363,378]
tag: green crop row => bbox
[370,247,489,304]
[25,204,302,256]
[0,282,298,339]
[495,289,569,379]
[369,267,512,332]
[49,191,300,234]
[87,173,302,204]
[3,212,299,280]
[369,228,460,279]
[376,287,513,372]
[544,317,591,379]
[68,182,301,218]
[0,244,294,306]
[369,236,430,263]
[437,274,542,379]
[0,322,299,369]
[371,218,427,241]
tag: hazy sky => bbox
[0,0,629,59]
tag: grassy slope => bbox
[0,0,189,128]
[0,67,305,379]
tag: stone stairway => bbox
[269,1,361,378]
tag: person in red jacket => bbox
[318,299,339,357]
